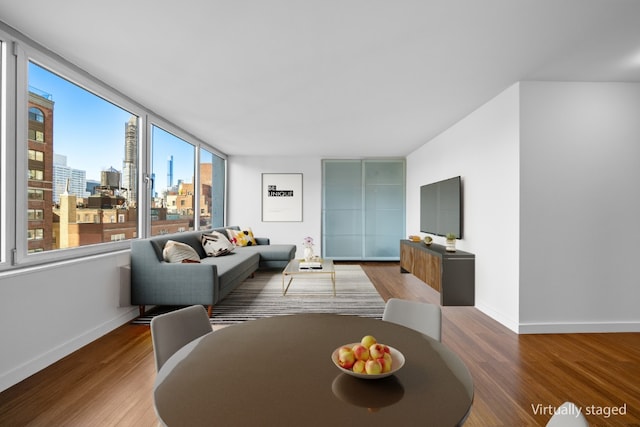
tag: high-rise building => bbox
[28,90,54,252]
[199,162,213,226]
[86,179,100,195]
[167,155,174,188]
[52,154,87,203]
[122,116,138,207]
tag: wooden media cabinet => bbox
[400,240,475,306]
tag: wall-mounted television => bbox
[420,176,463,239]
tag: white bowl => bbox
[331,343,405,379]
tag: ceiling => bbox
[1,0,639,158]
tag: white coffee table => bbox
[282,258,336,296]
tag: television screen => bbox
[420,176,462,238]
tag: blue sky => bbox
[28,62,196,193]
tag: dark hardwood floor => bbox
[1,262,638,426]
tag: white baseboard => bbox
[474,302,640,334]
[518,321,640,334]
[0,308,139,393]
[475,302,519,333]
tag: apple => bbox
[369,343,386,359]
[380,353,393,373]
[337,346,356,369]
[351,344,370,361]
[365,359,383,375]
[360,335,377,348]
[352,359,366,374]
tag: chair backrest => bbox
[382,298,442,341]
[545,402,589,427]
[150,305,212,371]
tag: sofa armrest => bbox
[132,262,220,305]
[255,237,270,245]
[131,239,220,305]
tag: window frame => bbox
[1,32,16,268]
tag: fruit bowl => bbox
[331,343,405,379]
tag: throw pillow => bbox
[201,231,235,257]
[163,240,201,263]
[226,228,257,247]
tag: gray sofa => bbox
[130,226,296,316]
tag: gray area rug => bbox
[132,265,385,325]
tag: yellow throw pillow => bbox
[226,228,257,247]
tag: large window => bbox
[148,128,226,235]
[0,29,227,269]
[26,62,139,253]
[150,125,195,236]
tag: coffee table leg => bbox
[332,272,336,296]
[283,275,294,296]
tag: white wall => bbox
[406,84,521,331]
[227,156,323,258]
[406,81,640,333]
[519,82,640,333]
[0,252,136,392]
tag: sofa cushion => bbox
[163,240,201,263]
[227,228,257,247]
[236,244,296,262]
[201,231,235,257]
[200,251,260,296]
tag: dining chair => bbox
[545,402,589,427]
[382,298,442,341]
[150,305,213,371]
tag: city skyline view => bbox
[28,62,197,195]
[25,60,223,254]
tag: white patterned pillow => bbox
[162,240,201,263]
[201,231,235,257]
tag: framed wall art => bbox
[261,173,303,222]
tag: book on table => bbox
[299,261,323,270]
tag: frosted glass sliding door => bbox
[322,159,405,260]
[363,160,405,258]
[322,160,363,258]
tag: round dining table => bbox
[154,313,473,426]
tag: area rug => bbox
[131,264,385,325]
